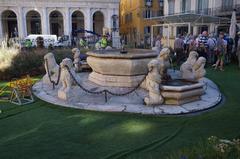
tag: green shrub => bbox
[166,136,240,159]
[0,47,19,72]
[0,47,88,81]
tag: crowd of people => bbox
[71,33,112,49]
[173,31,240,71]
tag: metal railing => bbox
[149,4,240,18]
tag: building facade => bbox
[163,0,240,35]
[0,0,120,40]
[120,0,164,48]
[150,0,240,47]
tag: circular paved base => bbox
[32,73,222,115]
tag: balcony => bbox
[149,6,240,19]
[149,8,214,19]
[213,4,240,16]
[148,10,164,17]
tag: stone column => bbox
[175,0,181,13]
[193,26,198,35]
[106,9,112,29]
[0,14,3,41]
[64,7,71,36]
[164,0,168,15]
[84,8,92,35]
[42,7,49,35]
[18,7,27,38]
[110,8,121,48]
[209,23,215,34]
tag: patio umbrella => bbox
[229,10,237,39]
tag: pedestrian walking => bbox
[174,34,185,65]
[197,31,209,60]
[237,32,240,69]
[213,32,226,71]
[207,33,217,64]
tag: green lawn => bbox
[0,65,240,159]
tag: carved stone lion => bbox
[180,51,206,81]
[193,57,206,80]
[72,48,82,72]
[43,53,60,85]
[144,59,164,106]
[58,58,75,100]
[157,48,171,81]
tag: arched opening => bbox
[49,10,64,37]
[1,10,18,38]
[72,11,84,38]
[26,11,42,35]
[93,11,104,35]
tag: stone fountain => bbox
[87,48,206,106]
[32,48,222,115]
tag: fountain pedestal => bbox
[87,49,158,87]
[160,80,205,105]
[89,72,146,87]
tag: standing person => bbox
[174,34,185,65]
[223,35,228,64]
[25,39,32,50]
[213,32,226,71]
[207,33,217,64]
[155,35,162,49]
[237,32,240,69]
[80,37,88,48]
[140,39,144,49]
[189,35,198,52]
[225,35,234,64]
[197,31,209,60]
[184,33,191,54]
[100,35,108,49]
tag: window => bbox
[168,0,175,15]
[145,0,153,7]
[144,9,152,18]
[222,0,233,10]
[125,13,132,23]
[159,0,164,7]
[182,0,191,13]
[129,13,132,22]
[158,10,164,16]
[197,0,208,14]
[158,0,164,16]
[144,26,151,34]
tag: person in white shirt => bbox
[237,32,240,69]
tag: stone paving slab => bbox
[32,75,222,115]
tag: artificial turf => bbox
[0,65,240,159]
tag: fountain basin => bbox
[87,49,158,87]
[160,80,205,105]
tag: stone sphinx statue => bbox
[43,53,60,85]
[157,48,171,81]
[144,59,164,106]
[58,58,75,100]
[193,57,206,80]
[180,51,206,81]
[72,48,82,72]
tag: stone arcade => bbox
[0,0,120,40]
